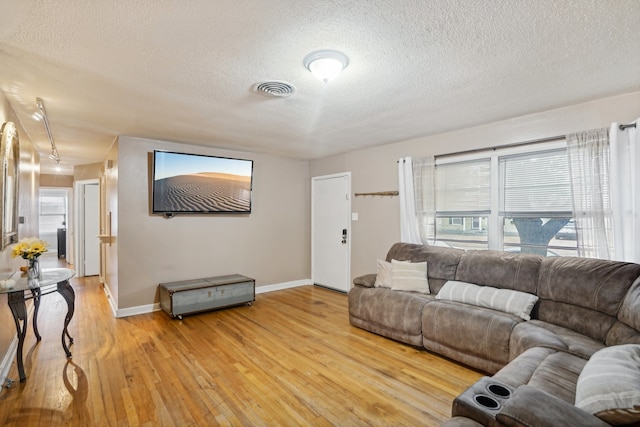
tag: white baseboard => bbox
[255,279,311,294]
[0,304,35,390]
[115,302,160,318]
[111,278,311,318]
[101,282,119,318]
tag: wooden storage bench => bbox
[158,274,255,319]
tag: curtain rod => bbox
[434,135,563,160]
[402,123,633,162]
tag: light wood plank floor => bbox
[0,267,482,426]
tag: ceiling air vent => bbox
[253,81,296,98]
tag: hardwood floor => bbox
[0,267,482,426]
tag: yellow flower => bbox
[11,237,49,260]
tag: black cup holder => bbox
[473,394,500,410]
[487,383,511,398]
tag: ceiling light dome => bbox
[303,50,349,83]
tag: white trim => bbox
[110,279,311,318]
[116,302,159,318]
[0,334,19,389]
[255,279,310,294]
[0,304,35,389]
[74,178,99,277]
[102,282,119,318]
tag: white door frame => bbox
[74,178,99,277]
[311,172,351,292]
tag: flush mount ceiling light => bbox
[303,50,349,83]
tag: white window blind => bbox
[436,159,491,214]
[500,149,572,216]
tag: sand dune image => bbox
[154,172,251,212]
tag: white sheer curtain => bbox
[610,119,640,263]
[413,156,436,244]
[566,128,614,259]
[398,157,421,244]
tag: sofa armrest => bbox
[496,385,610,427]
[353,273,377,288]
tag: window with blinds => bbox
[431,142,577,256]
[500,149,572,217]
[434,159,491,249]
[436,159,491,215]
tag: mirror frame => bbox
[0,122,19,251]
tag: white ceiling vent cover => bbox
[253,81,296,98]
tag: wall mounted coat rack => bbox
[354,191,399,197]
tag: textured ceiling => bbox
[1,0,640,174]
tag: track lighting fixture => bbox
[36,97,61,165]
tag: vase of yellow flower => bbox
[11,237,49,280]
[27,258,40,280]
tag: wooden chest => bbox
[158,274,255,319]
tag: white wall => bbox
[0,93,41,374]
[310,90,640,280]
[113,136,311,310]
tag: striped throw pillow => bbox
[390,259,430,294]
[435,280,538,320]
[576,344,640,425]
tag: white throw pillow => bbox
[374,259,393,288]
[435,280,538,320]
[390,259,429,294]
[576,344,640,425]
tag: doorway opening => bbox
[39,188,70,259]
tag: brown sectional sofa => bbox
[348,242,640,427]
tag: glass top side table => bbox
[0,267,76,382]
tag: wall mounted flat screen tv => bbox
[152,150,253,214]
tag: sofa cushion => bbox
[493,346,559,389]
[436,280,538,320]
[390,259,429,293]
[494,347,587,404]
[576,344,640,425]
[374,259,393,288]
[509,320,605,361]
[384,242,464,283]
[455,250,542,294]
[422,300,521,374]
[537,257,640,342]
[348,286,432,347]
[497,385,610,427]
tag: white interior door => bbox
[81,183,100,276]
[312,173,351,292]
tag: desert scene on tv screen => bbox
[154,172,252,212]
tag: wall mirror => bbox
[0,122,19,251]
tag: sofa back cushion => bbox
[537,257,640,342]
[385,243,464,292]
[455,250,542,294]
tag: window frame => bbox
[433,139,576,254]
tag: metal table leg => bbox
[57,280,75,358]
[7,291,28,382]
[30,287,42,341]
